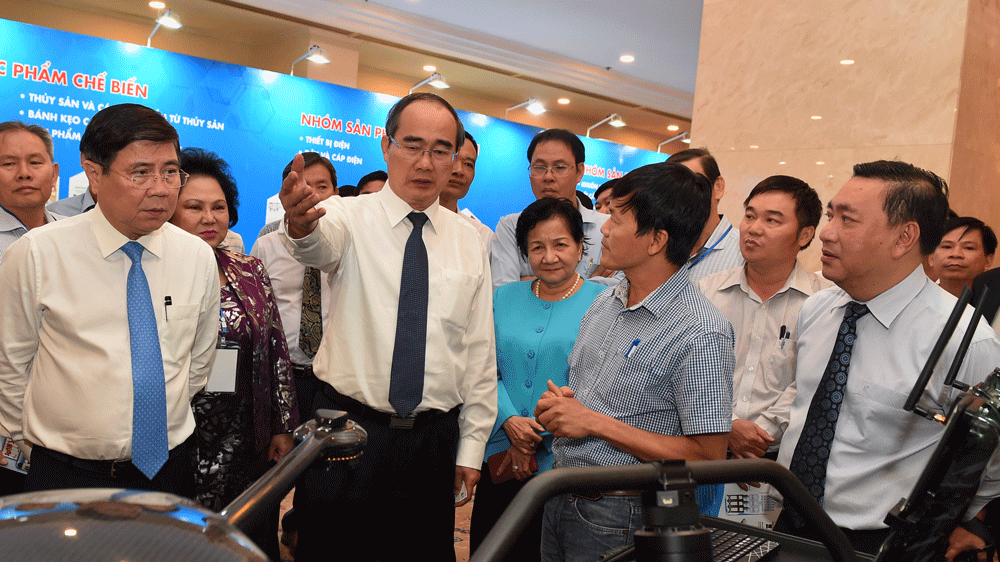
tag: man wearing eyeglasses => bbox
[0,103,219,496]
[490,128,612,290]
[279,92,496,562]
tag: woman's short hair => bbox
[515,197,586,259]
[179,147,240,227]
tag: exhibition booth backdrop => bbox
[0,18,665,248]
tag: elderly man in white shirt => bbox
[279,93,496,562]
[0,103,218,496]
[699,175,831,461]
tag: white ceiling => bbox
[364,0,703,94]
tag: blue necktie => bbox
[389,212,429,418]
[122,241,169,479]
[786,301,869,520]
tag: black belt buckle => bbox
[389,415,415,430]
[110,459,130,479]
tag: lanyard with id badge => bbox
[207,304,239,393]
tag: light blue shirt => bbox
[45,189,96,217]
[554,268,735,468]
[491,206,609,291]
[0,206,59,265]
[685,216,744,283]
[485,279,606,471]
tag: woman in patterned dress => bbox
[169,147,298,560]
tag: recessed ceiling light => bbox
[816,161,825,165]
[682,138,691,144]
[149,1,166,8]
[667,125,679,131]
[779,161,786,165]
[840,59,855,65]
[749,145,759,149]
[619,54,635,63]
[557,98,570,105]
[811,115,822,120]
[423,64,436,72]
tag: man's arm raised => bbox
[279,153,326,239]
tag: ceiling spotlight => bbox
[811,115,822,120]
[505,98,546,117]
[557,98,570,105]
[148,1,166,9]
[656,132,688,153]
[816,161,825,165]
[423,64,437,72]
[667,124,679,131]
[290,45,329,76]
[779,161,786,165]
[409,72,449,94]
[620,54,635,63]
[682,138,691,144]
[146,9,181,47]
[587,113,626,137]
[749,145,759,149]
[840,59,855,65]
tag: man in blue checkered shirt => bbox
[535,162,736,562]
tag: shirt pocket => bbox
[431,269,477,332]
[844,377,909,442]
[161,304,200,368]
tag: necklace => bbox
[534,273,581,301]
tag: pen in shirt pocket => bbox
[778,325,791,348]
[625,338,641,358]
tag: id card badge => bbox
[207,341,240,393]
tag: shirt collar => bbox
[377,180,441,233]
[862,266,927,329]
[82,188,97,212]
[0,205,60,233]
[613,267,691,318]
[702,215,736,250]
[90,203,165,259]
[579,205,605,227]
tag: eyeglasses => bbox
[113,168,189,189]
[388,136,456,165]
[528,164,578,178]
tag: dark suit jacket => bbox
[972,267,1000,324]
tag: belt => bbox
[291,364,314,376]
[320,384,456,431]
[573,490,643,501]
[38,444,184,480]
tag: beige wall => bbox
[949,0,1000,221]
[693,0,982,270]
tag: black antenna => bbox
[904,287,972,415]
[943,286,989,390]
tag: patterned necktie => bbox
[788,301,870,509]
[121,241,169,480]
[299,266,323,359]
[389,212,429,418]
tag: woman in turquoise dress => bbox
[470,197,606,560]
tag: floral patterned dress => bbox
[191,249,298,512]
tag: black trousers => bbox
[291,363,320,423]
[24,439,195,498]
[774,509,890,555]
[294,383,460,562]
[469,461,543,561]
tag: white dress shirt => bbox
[458,211,496,256]
[777,266,1000,529]
[0,206,60,265]
[0,207,219,460]
[250,230,332,365]
[280,185,497,469]
[491,205,610,290]
[698,261,832,448]
[685,216,744,283]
